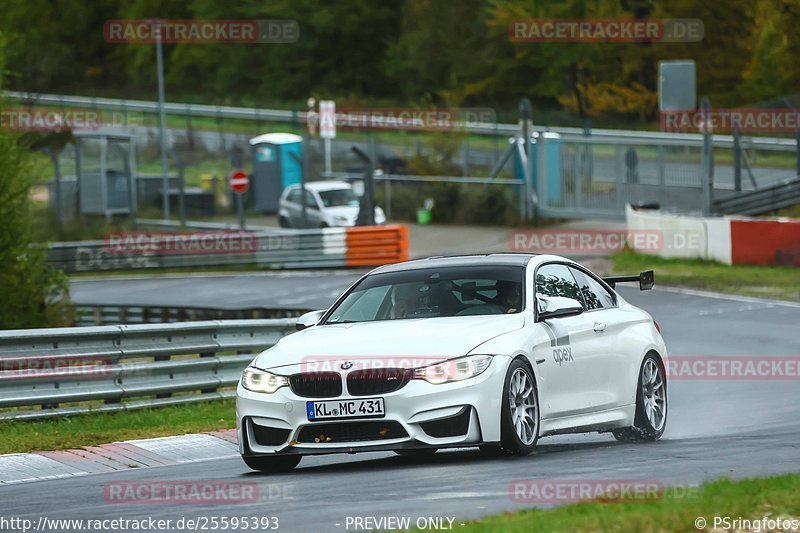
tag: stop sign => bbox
[230,170,249,194]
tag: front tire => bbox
[613,353,667,442]
[241,454,301,473]
[498,358,539,455]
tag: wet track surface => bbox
[70,270,366,311]
[5,285,800,531]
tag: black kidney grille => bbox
[346,368,412,396]
[289,372,342,398]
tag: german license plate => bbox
[306,398,385,420]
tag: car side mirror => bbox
[537,296,583,321]
[296,310,326,331]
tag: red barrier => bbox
[730,218,800,266]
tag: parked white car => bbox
[278,181,386,228]
[236,254,667,472]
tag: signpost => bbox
[230,169,249,229]
[319,100,336,176]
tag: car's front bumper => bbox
[235,356,510,456]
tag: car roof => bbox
[289,181,352,192]
[370,253,539,274]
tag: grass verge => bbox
[0,398,236,455]
[454,474,800,532]
[612,250,800,301]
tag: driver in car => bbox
[493,280,522,313]
[390,286,418,319]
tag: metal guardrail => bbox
[6,90,798,151]
[74,305,308,326]
[0,319,296,421]
[714,176,800,215]
[45,224,409,273]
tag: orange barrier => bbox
[345,225,409,267]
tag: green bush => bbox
[375,130,521,226]
[0,130,72,329]
[376,182,520,225]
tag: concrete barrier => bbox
[625,205,800,266]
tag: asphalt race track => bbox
[4,284,800,532]
[70,270,366,311]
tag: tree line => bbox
[2,0,799,126]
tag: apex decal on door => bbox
[542,322,574,366]
[553,346,574,366]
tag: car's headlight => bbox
[241,367,289,394]
[413,355,493,384]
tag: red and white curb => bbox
[0,429,238,485]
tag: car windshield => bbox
[318,188,359,207]
[325,265,524,324]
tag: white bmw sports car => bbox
[236,254,668,472]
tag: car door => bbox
[569,266,633,410]
[302,189,324,227]
[532,263,608,418]
[284,188,302,226]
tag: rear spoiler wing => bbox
[602,270,654,290]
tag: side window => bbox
[286,189,301,203]
[535,264,584,305]
[303,190,319,209]
[570,268,617,310]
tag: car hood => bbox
[324,205,360,217]
[252,314,525,370]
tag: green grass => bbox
[3,395,800,533]
[453,475,800,532]
[773,204,800,218]
[612,250,800,301]
[0,398,236,454]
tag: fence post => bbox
[200,351,217,394]
[518,98,533,219]
[185,103,194,151]
[795,128,800,178]
[700,96,714,215]
[615,145,624,209]
[462,139,469,177]
[385,179,392,219]
[733,128,742,192]
[575,146,584,211]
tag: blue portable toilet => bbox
[512,132,561,204]
[249,133,303,214]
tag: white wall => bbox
[625,205,732,265]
